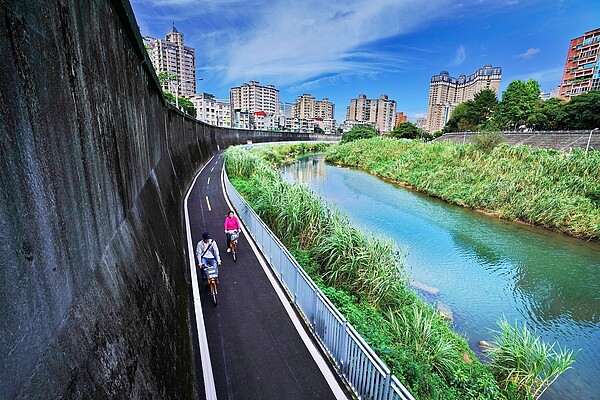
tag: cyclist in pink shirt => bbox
[224,210,241,253]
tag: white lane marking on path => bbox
[207,177,211,186]
[184,156,217,400]
[219,166,348,399]
[205,196,212,211]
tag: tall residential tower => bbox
[425,65,501,133]
[291,94,334,120]
[559,27,600,100]
[345,94,396,134]
[229,81,280,129]
[143,26,196,97]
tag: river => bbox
[281,154,600,400]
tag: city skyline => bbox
[130,0,599,123]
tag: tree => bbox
[559,90,600,130]
[390,122,427,139]
[444,101,476,133]
[443,89,499,133]
[163,90,196,118]
[527,97,566,131]
[494,79,541,130]
[340,125,377,143]
[472,88,499,124]
[157,71,178,86]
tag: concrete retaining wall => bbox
[437,131,600,151]
[0,1,331,398]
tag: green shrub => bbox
[341,125,378,143]
[470,132,505,152]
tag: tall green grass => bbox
[225,143,577,399]
[484,319,577,400]
[325,137,600,240]
[225,144,503,399]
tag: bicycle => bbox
[228,229,239,262]
[203,264,219,306]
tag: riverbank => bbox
[226,144,508,400]
[324,137,600,241]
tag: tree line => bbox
[443,81,600,133]
[348,80,600,143]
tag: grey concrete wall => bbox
[0,1,330,398]
[437,131,600,151]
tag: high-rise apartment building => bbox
[559,27,600,100]
[396,112,408,126]
[189,93,231,128]
[230,81,279,128]
[291,94,335,120]
[345,94,397,134]
[144,26,196,97]
[425,65,501,133]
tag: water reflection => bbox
[282,154,600,400]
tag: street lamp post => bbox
[174,77,203,110]
[585,127,599,155]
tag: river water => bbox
[281,155,600,400]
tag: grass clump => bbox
[484,319,577,400]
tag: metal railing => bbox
[224,170,414,400]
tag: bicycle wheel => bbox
[210,281,218,306]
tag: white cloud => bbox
[133,0,541,91]
[451,45,466,66]
[516,47,541,59]
[512,66,564,85]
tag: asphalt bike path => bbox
[186,152,349,399]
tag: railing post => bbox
[312,287,318,330]
[293,261,299,305]
[339,321,348,374]
[381,373,391,400]
[586,127,598,154]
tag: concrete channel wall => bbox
[437,131,600,151]
[0,1,334,398]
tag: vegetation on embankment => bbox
[225,143,576,399]
[226,144,501,399]
[325,137,600,241]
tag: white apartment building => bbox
[345,94,396,134]
[316,118,337,134]
[189,93,231,128]
[253,111,279,131]
[230,81,279,128]
[415,117,428,131]
[340,120,376,133]
[426,65,501,133]
[144,26,196,97]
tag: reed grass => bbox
[484,319,577,400]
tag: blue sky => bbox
[130,0,599,122]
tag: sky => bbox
[130,0,600,122]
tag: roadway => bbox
[184,152,350,400]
